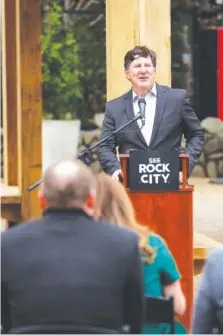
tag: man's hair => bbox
[124,46,157,69]
[42,160,96,208]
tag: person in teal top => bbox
[94,173,186,334]
[143,234,186,334]
[143,234,180,297]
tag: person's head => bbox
[124,46,157,96]
[94,172,155,263]
[39,160,96,216]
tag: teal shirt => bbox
[143,234,180,297]
[142,234,185,334]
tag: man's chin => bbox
[137,83,151,90]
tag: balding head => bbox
[40,160,96,211]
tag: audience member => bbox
[191,246,223,334]
[1,160,144,334]
[94,172,186,334]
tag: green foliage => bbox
[42,2,81,120]
[41,1,106,129]
[71,10,106,129]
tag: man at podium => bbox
[98,46,204,181]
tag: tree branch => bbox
[89,13,104,26]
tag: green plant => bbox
[42,2,81,119]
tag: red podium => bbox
[120,153,193,330]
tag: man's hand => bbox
[112,169,123,182]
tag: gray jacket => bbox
[98,85,204,176]
[192,246,223,334]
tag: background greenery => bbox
[41,0,106,130]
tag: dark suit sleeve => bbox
[191,253,214,333]
[181,90,204,175]
[123,235,144,334]
[98,103,121,175]
[1,281,12,333]
[1,234,12,333]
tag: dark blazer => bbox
[98,84,204,175]
[1,209,144,334]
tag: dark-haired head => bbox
[124,46,157,69]
[124,46,157,96]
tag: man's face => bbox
[125,56,156,91]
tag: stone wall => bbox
[78,128,102,173]
[192,117,223,178]
[2,117,223,179]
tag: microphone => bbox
[138,98,146,127]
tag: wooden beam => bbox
[16,0,42,221]
[1,185,22,223]
[2,0,18,185]
[106,0,139,100]
[139,0,171,86]
[106,0,171,100]
[194,232,222,260]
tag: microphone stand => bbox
[28,112,142,191]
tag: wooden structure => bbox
[1,0,42,223]
[120,153,193,330]
[106,0,171,100]
[193,232,222,275]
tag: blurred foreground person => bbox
[1,160,144,334]
[95,173,186,334]
[192,246,223,334]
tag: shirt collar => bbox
[132,82,157,101]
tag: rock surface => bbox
[192,117,223,177]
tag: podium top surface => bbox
[119,153,189,158]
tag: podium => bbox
[120,153,193,331]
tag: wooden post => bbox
[106,0,171,100]
[2,0,18,186]
[16,0,42,221]
[1,0,42,223]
